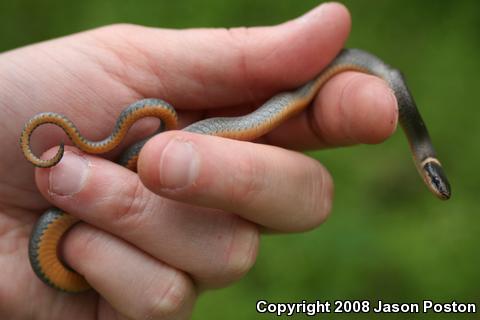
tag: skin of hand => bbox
[0,3,397,320]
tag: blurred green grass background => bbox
[1,0,478,319]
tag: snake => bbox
[20,48,451,293]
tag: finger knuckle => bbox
[110,175,153,231]
[222,219,259,281]
[225,27,251,60]
[63,225,107,275]
[95,23,139,35]
[143,271,193,319]
[227,150,266,208]
[224,27,255,91]
[304,164,334,229]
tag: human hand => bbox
[0,3,397,319]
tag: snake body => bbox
[20,48,451,292]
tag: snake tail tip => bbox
[51,143,65,166]
[33,143,65,168]
[423,160,451,200]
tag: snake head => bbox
[423,159,451,200]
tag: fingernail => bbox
[159,138,200,189]
[49,151,90,196]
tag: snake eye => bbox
[423,161,451,200]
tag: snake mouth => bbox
[423,160,451,200]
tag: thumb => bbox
[92,2,351,109]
